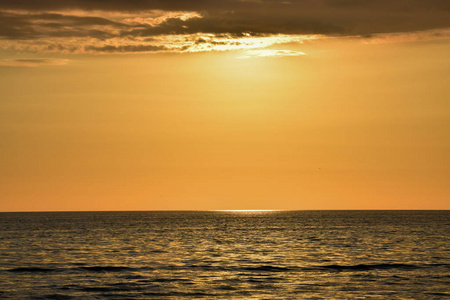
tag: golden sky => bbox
[0,0,449,211]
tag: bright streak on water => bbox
[215,210,281,211]
[214,209,282,213]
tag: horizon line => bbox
[0,209,449,213]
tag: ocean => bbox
[0,210,448,299]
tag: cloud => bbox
[238,49,306,58]
[0,11,128,40]
[0,28,318,54]
[182,34,317,53]
[84,44,167,53]
[0,58,69,67]
[361,28,450,44]
[0,1,449,18]
[122,12,202,26]
[0,0,449,54]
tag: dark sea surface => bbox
[0,210,449,299]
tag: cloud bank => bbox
[0,58,69,67]
[0,0,449,54]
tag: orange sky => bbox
[0,1,449,211]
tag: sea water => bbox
[0,210,448,299]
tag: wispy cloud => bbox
[361,28,450,44]
[0,31,318,54]
[121,11,201,26]
[239,49,306,58]
[0,58,69,67]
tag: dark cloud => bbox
[0,0,449,14]
[0,10,344,42]
[0,58,69,67]
[0,11,130,40]
[123,13,346,37]
[0,0,248,12]
[0,0,449,53]
[84,44,167,53]
[0,0,448,36]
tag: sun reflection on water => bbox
[214,209,283,214]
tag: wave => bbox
[34,294,74,300]
[242,265,292,272]
[149,278,192,283]
[8,267,57,273]
[425,292,450,297]
[314,263,447,271]
[79,266,133,272]
[79,285,146,293]
[5,263,448,274]
[6,265,149,273]
[143,292,215,297]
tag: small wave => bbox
[316,263,424,271]
[242,265,292,272]
[216,285,237,291]
[80,283,147,293]
[150,249,167,253]
[80,287,114,292]
[41,294,74,299]
[425,292,450,297]
[6,265,156,274]
[7,267,57,273]
[143,292,214,297]
[79,285,145,293]
[120,274,146,280]
[246,276,285,283]
[150,278,192,283]
[80,266,134,272]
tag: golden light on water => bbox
[215,210,283,214]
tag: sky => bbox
[0,0,449,211]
